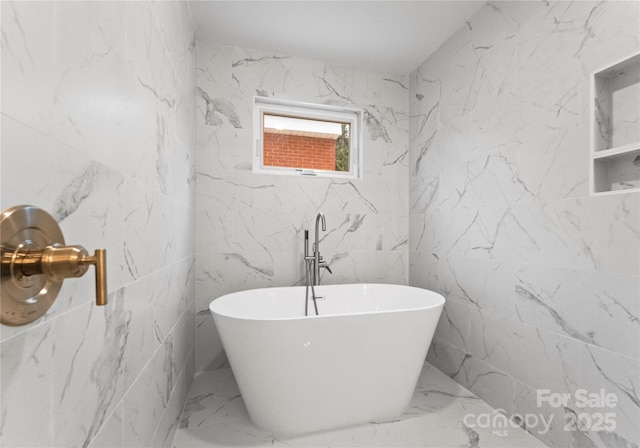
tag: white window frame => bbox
[253,96,363,179]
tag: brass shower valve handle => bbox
[1,205,109,326]
[44,246,107,306]
[15,245,108,306]
[85,249,107,306]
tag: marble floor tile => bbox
[172,363,547,448]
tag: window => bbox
[253,97,363,178]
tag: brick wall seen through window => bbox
[263,130,338,171]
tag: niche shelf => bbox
[590,53,640,195]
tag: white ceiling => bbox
[190,1,486,75]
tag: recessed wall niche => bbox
[591,53,640,194]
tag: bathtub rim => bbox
[208,283,445,322]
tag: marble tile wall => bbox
[196,42,409,371]
[409,2,640,447]
[0,2,196,447]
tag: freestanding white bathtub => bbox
[209,283,445,435]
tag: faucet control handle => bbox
[319,259,332,274]
[1,205,108,326]
[38,245,107,306]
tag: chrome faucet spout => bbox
[315,213,326,247]
[314,212,326,286]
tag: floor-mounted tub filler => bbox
[209,283,445,435]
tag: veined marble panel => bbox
[409,174,439,217]
[428,338,516,416]
[577,345,639,447]
[196,124,253,172]
[150,365,190,448]
[516,1,639,92]
[515,264,639,359]
[408,251,439,291]
[424,194,639,277]
[0,323,53,447]
[123,338,175,448]
[512,381,576,448]
[408,213,431,254]
[433,300,472,352]
[88,405,123,448]
[51,291,128,448]
[317,250,408,286]
[439,256,515,319]
[466,308,582,396]
[123,182,173,282]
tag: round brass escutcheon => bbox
[1,205,65,326]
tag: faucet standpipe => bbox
[303,213,333,316]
